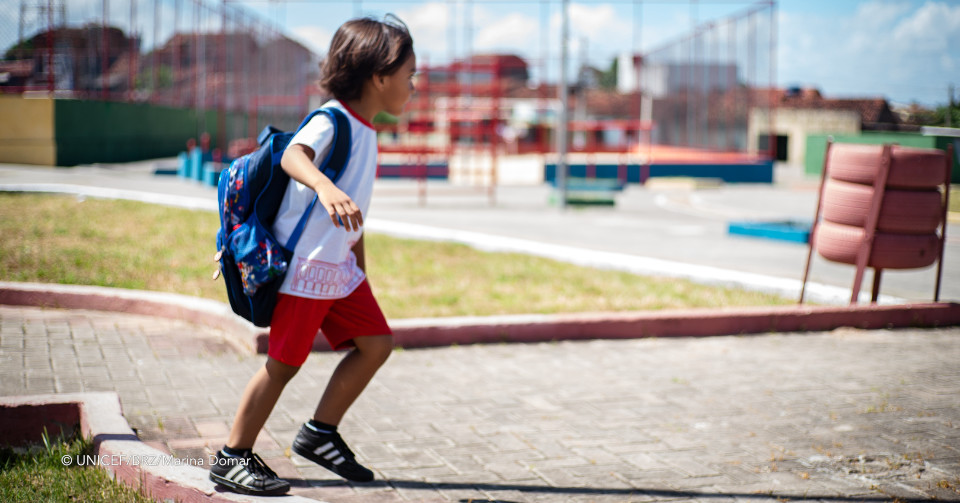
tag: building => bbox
[749,87,902,167]
[1,24,137,94]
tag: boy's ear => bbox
[372,74,386,91]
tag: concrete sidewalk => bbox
[3,304,959,502]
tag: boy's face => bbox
[380,53,417,117]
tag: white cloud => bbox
[778,10,839,86]
[475,13,538,54]
[853,0,912,28]
[778,0,960,105]
[393,2,637,69]
[845,1,911,53]
[396,2,450,61]
[891,1,960,52]
[547,3,632,57]
[290,26,333,55]
[568,3,631,42]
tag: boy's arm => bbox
[280,144,363,232]
[352,234,366,273]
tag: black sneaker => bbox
[291,424,374,482]
[209,450,290,496]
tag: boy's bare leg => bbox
[313,334,393,425]
[227,356,300,449]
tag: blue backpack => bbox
[215,107,351,327]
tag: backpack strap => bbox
[285,107,354,251]
[317,108,351,184]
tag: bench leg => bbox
[871,268,883,304]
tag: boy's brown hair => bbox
[321,15,414,103]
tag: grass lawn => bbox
[0,193,792,318]
[0,433,153,503]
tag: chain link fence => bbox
[1,0,317,148]
[639,2,776,155]
[1,0,775,166]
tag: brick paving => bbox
[2,305,959,502]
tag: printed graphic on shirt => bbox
[287,254,365,298]
[274,100,378,300]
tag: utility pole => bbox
[948,84,955,128]
[556,0,569,208]
[574,36,587,151]
[18,0,25,47]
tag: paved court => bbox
[3,305,959,502]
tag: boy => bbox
[209,15,416,496]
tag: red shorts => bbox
[268,280,392,366]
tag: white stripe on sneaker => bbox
[313,442,335,456]
[332,456,345,465]
[323,450,340,460]
[225,464,245,480]
[238,474,254,486]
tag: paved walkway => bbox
[3,305,959,502]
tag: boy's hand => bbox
[314,183,363,232]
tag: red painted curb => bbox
[0,393,319,502]
[3,282,958,356]
[0,282,264,354]
[383,303,960,349]
[0,402,81,447]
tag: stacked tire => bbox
[815,144,947,269]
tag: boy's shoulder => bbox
[296,105,341,137]
[302,101,353,131]
[300,113,333,132]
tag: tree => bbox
[901,86,960,128]
[931,104,960,128]
[598,58,618,90]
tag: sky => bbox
[3,0,958,107]
[257,0,959,107]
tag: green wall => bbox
[806,131,960,184]
[53,100,247,166]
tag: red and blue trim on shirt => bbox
[340,101,375,130]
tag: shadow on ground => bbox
[289,478,912,502]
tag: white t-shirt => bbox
[272,100,378,299]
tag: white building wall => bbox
[749,108,860,166]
